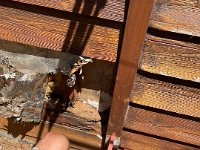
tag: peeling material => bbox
[0,73,46,122]
[0,49,93,122]
[0,73,16,79]
[67,57,93,87]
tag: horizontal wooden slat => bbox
[140,35,200,82]
[9,0,200,37]
[124,106,200,146]
[0,118,101,150]
[0,0,199,63]
[0,131,82,150]
[121,131,199,150]
[11,0,125,22]
[151,0,200,36]
[130,75,200,117]
[164,0,200,8]
[0,5,120,62]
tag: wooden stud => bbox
[107,0,154,138]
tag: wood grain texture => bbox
[151,0,200,36]
[0,0,199,63]
[124,106,200,146]
[121,131,200,150]
[10,0,200,37]
[11,0,125,22]
[0,118,101,150]
[41,109,101,134]
[140,35,200,82]
[161,0,200,8]
[107,0,154,137]
[0,5,120,62]
[130,75,200,117]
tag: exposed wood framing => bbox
[0,2,121,62]
[124,106,200,146]
[0,0,199,62]
[0,118,101,150]
[107,0,154,138]
[140,35,200,82]
[0,40,113,136]
[121,131,200,150]
[11,0,126,22]
[130,74,200,117]
[151,0,200,36]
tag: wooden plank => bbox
[8,0,200,37]
[0,132,80,150]
[121,131,200,150]
[0,118,101,150]
[151,0,200,36]
[41,109,101,134]
[164,0,200,8]
[124,106,200,146]
[0,133,32,150]
[0,5,120,62]
[11,0,125,22]
[140,35,200,82]
[0,0,199,63]
[107,0,154,138]
[130,75,200,117]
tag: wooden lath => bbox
[0,0,199,63]
[130,74,200,118]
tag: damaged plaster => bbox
[0,47,112,127]
[0,49,83,122]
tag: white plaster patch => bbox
[0,49,77,75]
[18,74,33,81]
[83,99,99,110]
[0,73,16,79]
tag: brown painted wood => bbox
[151,0,200,36]
[11,0,125,22]
[140,35,200,82]
[130,75,200,117]
[121,131,200,150]
[124,106,200,146]
[0,118,101,150]
[107,0,155,137]
[0,4,121,62]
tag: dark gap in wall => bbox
[148,28,200,44]
[129,103,200,122]
[0,0,122,29]
[137,70,200,89]
[123,128,200,149]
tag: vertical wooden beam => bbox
[107,0,154,139]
